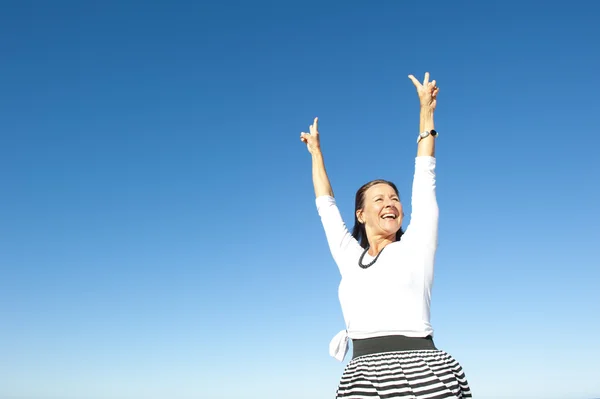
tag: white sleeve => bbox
[403,156,439,250]
[316,195,362,273]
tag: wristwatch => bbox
[417,129,438,143]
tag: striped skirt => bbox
[336,350,472,398]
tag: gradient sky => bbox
[1,1,599,399]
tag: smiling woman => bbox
[352,179,404,253]
[300,73,472,399]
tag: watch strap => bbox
[416,129,438,143]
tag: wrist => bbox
[419,108,435,132]
[420,106,434,116]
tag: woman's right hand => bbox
[300,117,321,155]
[301,117,334,197]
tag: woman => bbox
[300,72,472,398]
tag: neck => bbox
[367,235,395,256]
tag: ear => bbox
[356,209,364,224]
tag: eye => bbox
[392,197,399,202]
[375,198,383,202]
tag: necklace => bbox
[358,247,385,269]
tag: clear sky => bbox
[1,1,599,398]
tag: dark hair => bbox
[351,179,404,249]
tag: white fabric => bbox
[316,156,439,362]
[329,329,349,362]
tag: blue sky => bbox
[1,1,599,398]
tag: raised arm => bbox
[403,73,440,247]
[301,117,362,269]
[300,117,333,198]
[408,72,439,158]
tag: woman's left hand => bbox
[408,72,439,111]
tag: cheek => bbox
[365,205,380,221]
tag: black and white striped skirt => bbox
[337,337,471,398]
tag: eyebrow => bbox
[372,194,399,200]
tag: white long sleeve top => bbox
[316,156,439,362]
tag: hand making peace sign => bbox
[300,117,321,155]
[408,72,439,110]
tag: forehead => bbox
[364,183,397,197]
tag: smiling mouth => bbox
[381,213,397,220]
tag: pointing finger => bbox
[314,117,318,132]
[408,74,420,87]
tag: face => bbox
[356,183,403,240]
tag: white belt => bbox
[329,329,349,362]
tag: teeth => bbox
[382,214,396,219]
